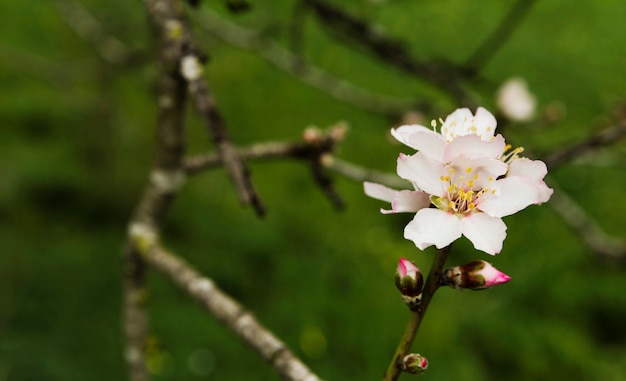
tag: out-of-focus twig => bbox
[145,0,264,216]
[194,8,422,116]
[51,0,131,65]
[302,0,473,107]
[544,120,626,169]
[139,242,324,381]
[186,124,348,209]
[463,0,537,73]
[547,181,626,261]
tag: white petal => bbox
[508,157,548,179]
[363,181,397,203]
[391,125,431,148]
[391,125,446,159]
[460,213,507,255]
[479,176,552,217]
[387,190,430,214]
[444,134,506,162]
[397,153,444,196]
[474,107,498,139]
[404,209,462,250]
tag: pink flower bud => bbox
[441,260,511,290]
[395,258,423,297]
[400,353,428,375]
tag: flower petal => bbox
[391,125,446,160]
[460,213,507,255]
[363,182,430,214]
[508,157,548,179]
[363,181,397,203]
[444,134,506,162]
[479,176,553,217]
[397,153,444,196]
[404,209,462,250]
[388,190,430,214]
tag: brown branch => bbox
[144,0,264,216]
[543,120,626,170]
[141,242,324,381]
[547,181,626,262]
[302,0,474,107]
[186,125,347,209]
[123,1,191,380]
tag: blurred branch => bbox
[186,124,348,209]
[140,242,324,381]
[51,0,131,65]
[464,0,537,73]
[544,120,626,169]
[194,8,422,116]
[144,0,264,216]
[547,181,626,261]
[302,0,473,106]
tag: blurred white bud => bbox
[496,77,537,122]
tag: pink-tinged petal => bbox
[447,155,509,187]
[397,153,445,196]
[443,134,506,162]
[407,132,446,160]
[459,213,507,255]
[404,209,462,250]
[386,190,430,214]
[480,262,511,288]
[364,181,397,203]
[364,182,429,214]
[479,176,552,217]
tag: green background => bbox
[2,0,626,380]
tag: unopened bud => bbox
[441,260,511,290]
[395,258,423,296]
[399,353,428,375]
[395,258,423,309]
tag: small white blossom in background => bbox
[496,77,537,122]
[364,107,553,255]
[180,55,203,81]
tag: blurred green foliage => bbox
[2,0,626,380]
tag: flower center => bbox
[434,166,496,215]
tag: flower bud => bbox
[399,353,428,375]
[441,260,511,290]
[395,258,424,309]
[395,258,423,297]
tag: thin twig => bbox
[142,243,324,381]
[547,181,626,261]
[51,0,131,65]
[123,1,191,380]
[544,120,626,169]
[194,8,421,116]
[186,125,347,209]
[464,0,538,73]
[303,0,473,106]
[144,0,264,216]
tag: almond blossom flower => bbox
[496,77,537,122]
[364,107,553,255]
